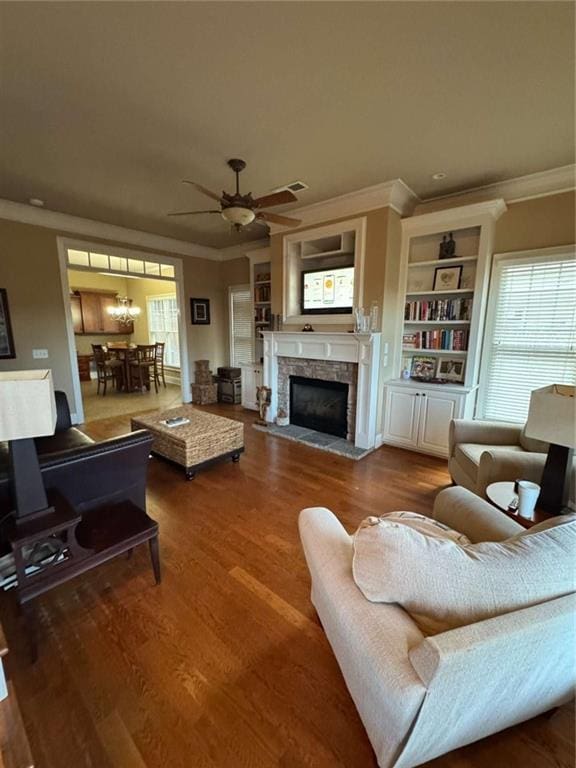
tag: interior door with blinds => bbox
[229,285,253,366]
[478,247,576,422]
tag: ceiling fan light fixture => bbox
[221,206,256,227]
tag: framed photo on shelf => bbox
[433,265,462,291]
[190,298,211,325]
[410,356,436,379]
[437,357,465,382]
[0,289,16,359]
[402,332,420,349]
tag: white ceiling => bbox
[0,2,574,248]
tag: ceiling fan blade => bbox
[182,181,222,202]
[167,210,221,217]
[257,211,302,227]
[253,190,297,208]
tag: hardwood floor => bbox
[1,404,573,768]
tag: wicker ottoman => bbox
[131,405,244,479]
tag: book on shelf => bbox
[404,298,472,322]
[254,306,271,324]
[402,329,468,351]
[255,284,271,303]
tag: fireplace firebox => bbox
[289,376,349,438]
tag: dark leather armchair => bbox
[0,391,153,519]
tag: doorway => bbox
[58,238,191,424]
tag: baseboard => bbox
[375,432,384,448]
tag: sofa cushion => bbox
[455,443,524,480]
[35,428,94,456]
[352,512,576,634]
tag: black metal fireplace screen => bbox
[289,376,349,438]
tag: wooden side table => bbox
[7,493,160,660]
[486,481,553,529]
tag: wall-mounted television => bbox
[301,266,354,315]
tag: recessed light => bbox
[431,172,447,181]
[29,198,45,207]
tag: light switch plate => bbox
[32,349,49,359]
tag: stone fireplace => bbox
[277,357,357,440]
[262,331,381,450]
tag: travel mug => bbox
[517,480,540,518]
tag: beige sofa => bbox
[448,419,551,497]
[298,487,575,768]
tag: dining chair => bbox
[154,342,167,389]
[91,345,122,396]
[129,345,158,393]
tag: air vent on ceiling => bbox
[286,181,308,192]
[270,180,308,194]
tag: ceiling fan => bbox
[168,158,302,231]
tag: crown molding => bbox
[415,164,575,214]
[267,178,418,235]
[0,198,220,261]
[401,198,507,234]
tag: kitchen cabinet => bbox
[382,381,477,458]
[241,363,262,410]
[70,294,84,333]
[72,291,133,335]
[77,354,92,382]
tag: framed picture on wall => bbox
[0,289,16,359]
[190,298,211,325]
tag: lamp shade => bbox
[525,384,576,448]
[0,369,57,441]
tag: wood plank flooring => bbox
[1,404,573,768]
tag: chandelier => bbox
[107,297,141,324]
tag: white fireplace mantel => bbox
[262,331,381,449]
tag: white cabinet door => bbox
[383,387,421,450]
[241,365,263,410]
[241,366,256,410]
[417,391,460,457]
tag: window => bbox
[479,249,576,422]
[147,295,180,368]
[229,285,253,365]
[65,245,175,280]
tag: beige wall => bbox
[0,219,76,398]
[416,191,575,253]
[0,217,234,416]
[493,191,575,252]
[68,269,129,294]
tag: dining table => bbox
[107,345,150,392]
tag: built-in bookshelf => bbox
[394,200,507,389]
[249,248,271,363]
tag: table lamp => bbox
[0,370,57,521]
[525,384,576,514]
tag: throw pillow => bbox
[363,512,471,545]
[352,512,576,634]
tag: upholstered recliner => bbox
[298,487,575,768]
[448,418,552,497]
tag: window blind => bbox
[480,253,576,422]
[147,295,180,368]
[230,286,253,366]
